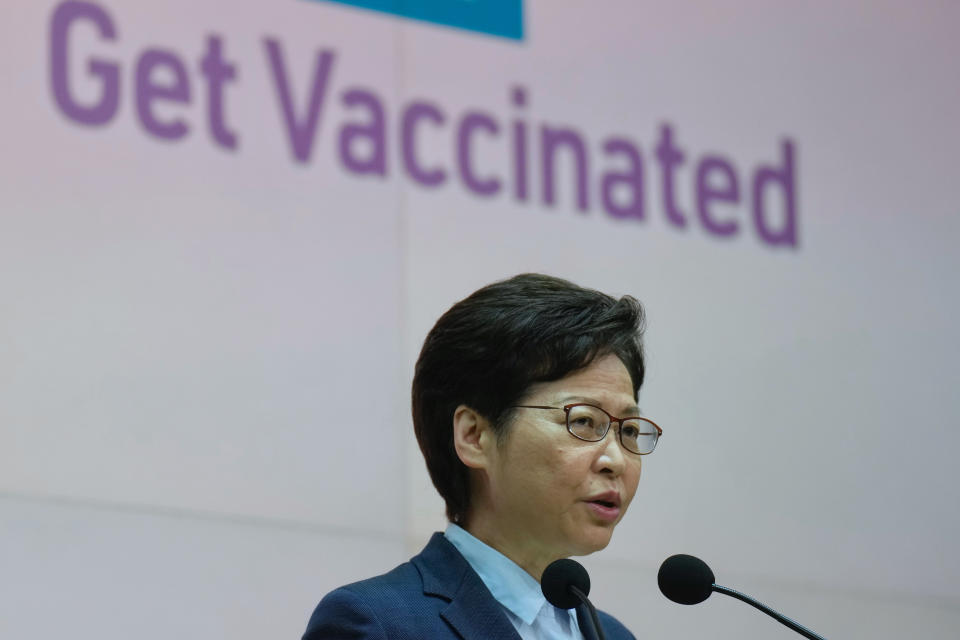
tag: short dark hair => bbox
[411,273,646,523]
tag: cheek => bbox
[518,447,586,510]
[496,441,560,500]
[622,463,642,509]
[530,446,575,493]
[552,448,605,500]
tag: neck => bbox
[460,517,559,582]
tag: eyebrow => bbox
[556,395,642,416]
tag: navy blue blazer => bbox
[303,532,636,639]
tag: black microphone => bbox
[542,559,607,640]
[658,554,828,640]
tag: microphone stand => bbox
[712,584,827,640]
[570,585,607,640]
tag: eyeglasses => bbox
[512,403,662,455]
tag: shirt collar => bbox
[444,523,548,626]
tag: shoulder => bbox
[597,608,637,640]
[303,534,479,640]
[303,561,440,640]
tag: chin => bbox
[570,529,614,556]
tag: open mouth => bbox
[591,500,616,508]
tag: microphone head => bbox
[541,558,591,610]
[658,554,715,605]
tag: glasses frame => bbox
[512,403,662,455]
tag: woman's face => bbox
[470,353,643,571]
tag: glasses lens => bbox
[566,404,610,441]
[620,418,659,454]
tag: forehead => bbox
[523,354,638,411]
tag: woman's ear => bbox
[452,404,495,470]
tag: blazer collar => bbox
[412,533,522,640]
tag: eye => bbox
[573,415,604,437]
[567,405,610,439]
[620,423,640,441]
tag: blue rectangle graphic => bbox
[306,0,524,40]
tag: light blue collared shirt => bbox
[445,524,583,640]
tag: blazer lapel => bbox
[441,575,522,640]
[413,533,522,640]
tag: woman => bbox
[304,273,660,639]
